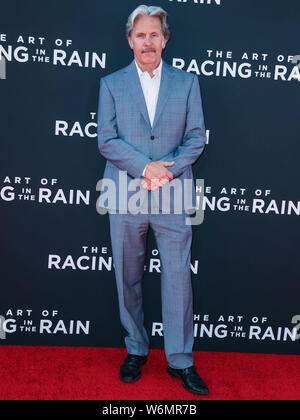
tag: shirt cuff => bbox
[142,165,147,177]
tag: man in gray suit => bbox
[97,5,208,395]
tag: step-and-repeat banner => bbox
[1,0,299,354]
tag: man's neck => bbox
[135,60,162,78]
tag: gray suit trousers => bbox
[108,210,194,369]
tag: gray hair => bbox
[126,5,170,39]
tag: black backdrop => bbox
[0,0,300,354]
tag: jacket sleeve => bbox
[97,77,151,179]
[159,75,207,178]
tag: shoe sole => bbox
[120,372,142,383]
[167,368,209,395]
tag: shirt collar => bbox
[135,59,162,79]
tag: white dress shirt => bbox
[135,60,162,176]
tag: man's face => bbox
[128,15,167,69]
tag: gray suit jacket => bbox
[97,59,206,213]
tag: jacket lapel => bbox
[126,60,151,128]
[124,59,174,129]
[152,60,174,129]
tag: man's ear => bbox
[162,38,168,49]
[128,36,133,49]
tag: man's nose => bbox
[144,36,153,45]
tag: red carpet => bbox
[0,346,299,400]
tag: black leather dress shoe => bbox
[120,354,147,382]
[167,365,209,395]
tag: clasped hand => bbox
[141,160,175,191]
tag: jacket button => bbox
[150,135,155,140]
